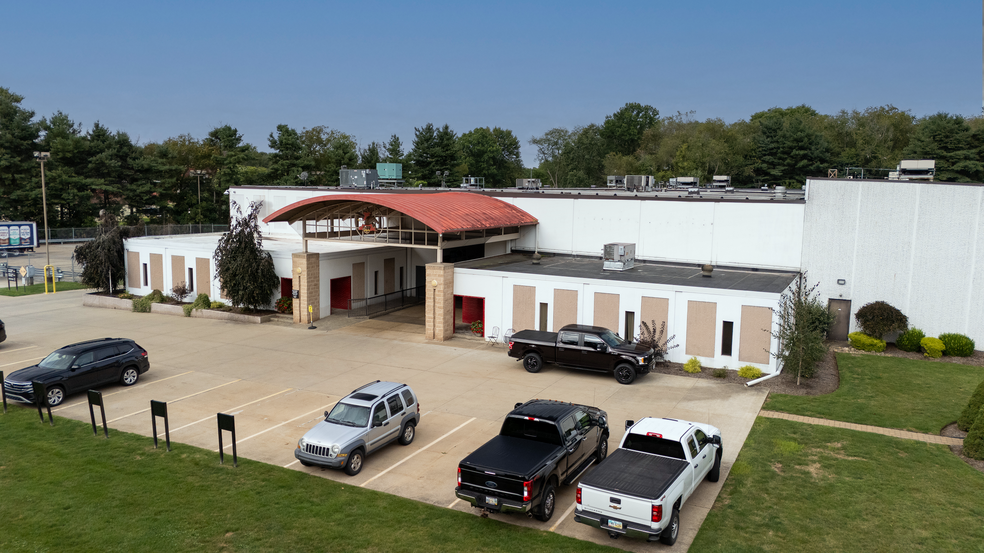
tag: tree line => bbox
[3,85,984,228]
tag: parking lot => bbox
[1,290,768,551]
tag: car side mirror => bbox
[373,420,383,428]
[710,435,722,445]
[598,416,607,428]
[625,420,634,430]
[71,364,80,371]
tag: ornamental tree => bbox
[212,201,279,311]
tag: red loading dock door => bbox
[280,278,292,299]
[460,296,485,327]
[330,276,351,310]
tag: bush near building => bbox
[921,337,945,358]
[738,366,764,379]
[849,332,886,352]
[895,328,925,352]
[938,333,976,357]
[958,379,984,431]
[684,357,702,373]
[964,407,984,460]
[854,301,908,340]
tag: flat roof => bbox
[125,233,392,256]
[456,253,797,294]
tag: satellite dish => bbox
[299,172,309,181]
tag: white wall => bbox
[803,178,984,342]
[454,267,781,373]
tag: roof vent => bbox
[603,243,635,271]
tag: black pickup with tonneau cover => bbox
[507,324,655,384]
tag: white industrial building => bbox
[121,177,984,375]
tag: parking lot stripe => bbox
[283,459,300,468]
[161,388,292,436]
[107,379,241,423]
[447,498,461,509]
[53,371,194,412]
[360,417,476,488]
[549,502,578,532]
[219,402,338,451]
[0,345,37,356]
[0,356,44,368]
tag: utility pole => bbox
[34,152,51,270]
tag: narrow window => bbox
[721,321,734,356]
[374,270,379,295]
[539,302,548,332]
[188,268,194,291]
[399,267,404,290]
[625,311,635,342]
[142,263,148,286]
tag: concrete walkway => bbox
[759,410,963,446]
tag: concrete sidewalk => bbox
[759,410,963,446]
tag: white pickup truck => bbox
[574,417,723,545]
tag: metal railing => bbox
[42,224,230,243]
[347,287,425,318]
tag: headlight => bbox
[638,357,647,364]
[330,444,340,457]
[297,438,306,449]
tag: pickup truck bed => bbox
[579,448,688,500]
[461,435,561,476]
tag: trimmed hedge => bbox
[938,333,976,357]
[849,332,886,353]
[684,357,702,374]
[964,406,984,460]
[895,328,925,353]
[133,289,165,313]
[920,337,945,358]
[958,379,984,431]
[738,365,763,379]
[854,301,908,340]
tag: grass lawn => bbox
[0,281,88,297]
[764,353,984,434]
[692,417,984,552]
[0,407,616,553]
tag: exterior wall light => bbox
[837,279,846,285]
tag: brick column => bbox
[292,252,320,324]
[425,262,454,341]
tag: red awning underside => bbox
[262,192,537,234]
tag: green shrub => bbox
[958,379,984,431]
[920,337,945,358]
[805,301,837,337]
[146,289,165,302]
[684,357,702,374]
[712,368,727,378]
[192,293,211,310]
[854,301,908,340]
[738,365,764,379]
[964,406,984,460]
[895,328,925,352]
[132,289,166,313]
[182,304,194,317]
[938,333,975,357]
[210,301,225,309]
[849,332,886,352]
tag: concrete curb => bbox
[83,293,274,324]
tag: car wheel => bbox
[523,352,542,373]
[344,448,364,476]
[120,366,139,386]
[659,508,680,545]
[535,483,556,522]
[597,436,608,461]
[399,421,416,445]
[614,363,636,385]
[708,448,723,482]
[46,386,65,407]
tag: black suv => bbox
[3,338,150,406]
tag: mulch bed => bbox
[651,342,984,473]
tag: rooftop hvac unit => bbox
[603,243,635,271]
[711,175,731,187]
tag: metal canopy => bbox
[262,193,538,260]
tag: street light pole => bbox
[34,152,51,270]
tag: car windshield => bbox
[325,402,370,427]
[38,351,76,371]
[598,330,626,347]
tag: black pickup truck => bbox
[455,399,609,522]
[507,324,655,384]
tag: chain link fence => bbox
[45,224,230,242]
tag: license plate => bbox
[486,496,498,507]
[608,519,623,530]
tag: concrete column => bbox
[425,262,454,341]
[292,252,320,324]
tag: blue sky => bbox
[2,1,980,165]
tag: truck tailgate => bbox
[579,449,689,525]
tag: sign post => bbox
[32,381,53,426]
[87,390,109,438]
[217,413,237,467]
[1,370,7,414]
[151,400,171,451]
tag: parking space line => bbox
[219,402,338,451]
[447,498,461,509]
[283,459,300,468]
[107,379,241,423]
[550,502,578,532]
[1,356,44,368]
[0,346,37,356]
[53,371,194,412]
[161,388,292,436]
[360,417,475,488]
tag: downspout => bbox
[745,360,783,387]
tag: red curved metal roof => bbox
[263,192,537,234]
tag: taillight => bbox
[652,505,662,522]
[523,480,532,502]
[417,401,420,414]
[457,468,461,486]
[508,341,514,350]
[576,487,582,504]
[141,351,148,357]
